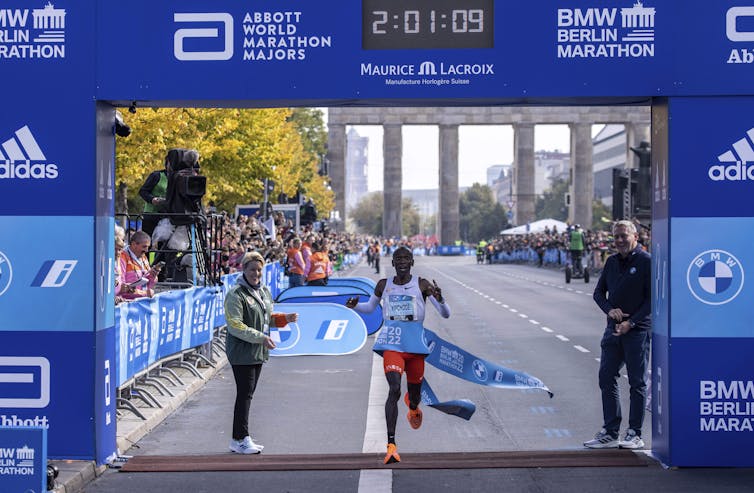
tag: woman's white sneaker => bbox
[229,437,261,454]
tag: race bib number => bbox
[387,294,415,321]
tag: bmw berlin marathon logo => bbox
[687,250,744,305]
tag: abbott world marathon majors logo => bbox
[0,2,66,59]
[687,250,744,305]
[173,11,333,62]
[0,125,58,180]
[556,1,655,59]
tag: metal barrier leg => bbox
[139,377,175,397]
[149,368,180,387]
[131,387,163,408]
[116,398,147,420]
[165,360,204,379]
[157,365,186,386]
[187,352,216,369]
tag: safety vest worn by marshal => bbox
[373,275,431,355]
[286,247,305,275]
[570,229,585,251]
[306,251,330,282]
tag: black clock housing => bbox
[362,0,494,50]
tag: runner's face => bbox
[392,251,413,273]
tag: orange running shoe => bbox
[407,407,423,429]
[384,443,401,464]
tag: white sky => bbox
[349,124,589,191]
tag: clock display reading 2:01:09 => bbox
[362,0,494,50]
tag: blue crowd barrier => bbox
[115,262,285,387]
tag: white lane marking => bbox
[358,471,392,493]
[541,327,554,333]
[574,345,590,353]
[518,313,528,319]
[509,308,518,313]
[528,319,540,325]
[556,335,570,342]
[359,353,392,493]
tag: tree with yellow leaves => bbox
[115,107,333,217]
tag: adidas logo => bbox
[0,125,58,179]
[708,127,754,181]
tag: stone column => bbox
[513,123,535,225]
[326,124,346,226]
[569,122,594,228]
[439,124,459,244]
[382,124,402,238]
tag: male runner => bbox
[346,246,451,464]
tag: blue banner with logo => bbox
[0,426,46,493]
[0,216,93,332]
[669,97,754,218]
[423,328,553,396]
[95,1,754,102]
[0,331,97,459]
[670,338,754,467]
[280,294,383,335]
[671,217,749,337]
[269,303,367,356]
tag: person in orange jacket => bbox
[305,240,332,286]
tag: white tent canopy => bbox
[500,218,568,235]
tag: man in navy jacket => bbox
[584,220,651,450]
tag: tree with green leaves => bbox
[350,192,421,236]
[459,183,508,243]
[534,177,569,222]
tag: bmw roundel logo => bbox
[686,249,744,305]
[270,322,300,351]
[0,251,12,297]
[472,359,488,382]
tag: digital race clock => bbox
[362,0,494,50]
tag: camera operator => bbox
[161,148,208,284]
[164,148,204,223]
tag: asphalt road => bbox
[81,256,754,493]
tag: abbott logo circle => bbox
[686,249,744,305]
[0,251,12,297]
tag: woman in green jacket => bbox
[224,251,298,454]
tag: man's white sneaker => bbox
[583,428,619,449]
[618,429,645,449]
[229,437,261,454]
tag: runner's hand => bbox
[346,297,358,308]
[431,280,444,303]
